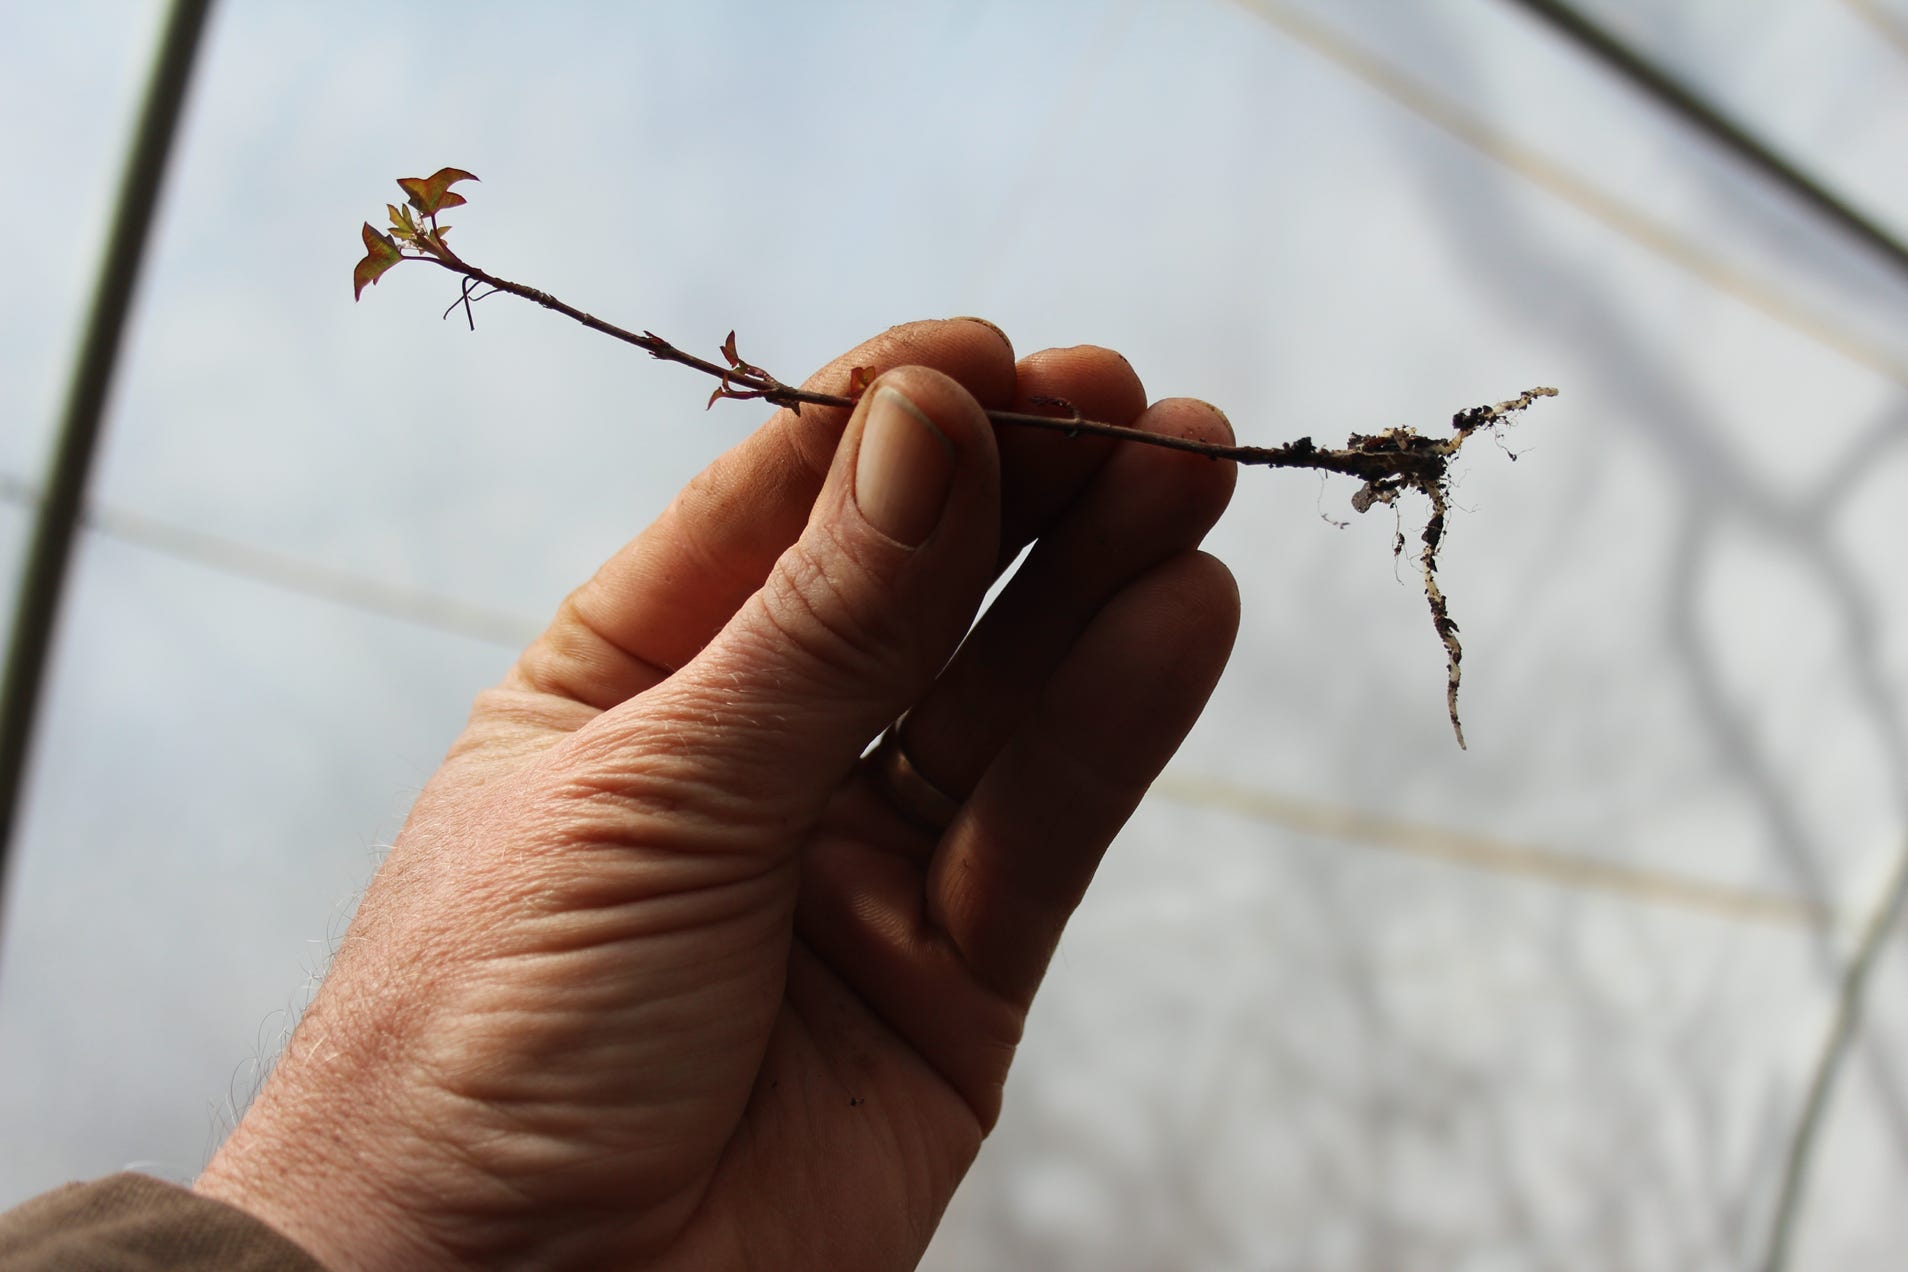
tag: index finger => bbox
[505,318,1016,710]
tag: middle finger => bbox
[882,392,1237,805]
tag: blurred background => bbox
[6,1,1908,1267]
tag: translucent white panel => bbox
[0,502,23,611]
[0,530,508,1197]
[929,796,1843,1272]
[4,1,1908,1267]
[0,1,166,479]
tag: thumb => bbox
[577,366,1001,831]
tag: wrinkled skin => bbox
[196,320,1239,1270]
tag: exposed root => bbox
[1341,387,1557,747]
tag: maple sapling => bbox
[355,167,1556,746]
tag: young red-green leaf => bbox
[397,167,478,217]
[846,365,876,400]
[386,202,421,245]
[353,222,406,300]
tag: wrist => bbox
[196,1119,444,1272]
[193,988,473,1271]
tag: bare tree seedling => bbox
[356,168,1557,747]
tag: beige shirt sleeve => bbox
[0,1172,325,1271]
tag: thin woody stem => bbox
[388,241,1554,748]
[408,249,1524,484]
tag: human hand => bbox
[194,318,1239,1270]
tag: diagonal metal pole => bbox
[1503,0,1908,285]
[0,0,216,926]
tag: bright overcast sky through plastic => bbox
[7,1,1908,1268]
